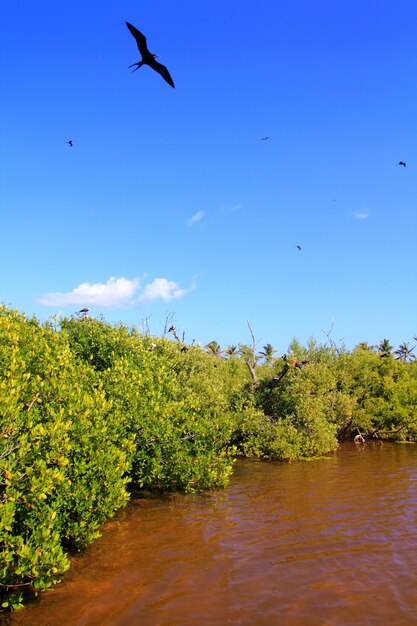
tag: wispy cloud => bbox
[187,210,206,225]
[38,275,193,309]
[219,203,243,214]
[353,209,369,220]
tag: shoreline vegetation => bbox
[1,305,416,610]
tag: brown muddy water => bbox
[10,442,417,625]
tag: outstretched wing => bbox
[150,59,175,88]
[126,22,148,56]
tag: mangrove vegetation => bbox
[1,305,416,609]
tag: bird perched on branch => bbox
[77,308,90,317]
[293,359,309,369]
[125,21,175,88]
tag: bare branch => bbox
[140,315,152,335]
[322,320,341,354]
[27,392,40,412]
[247,319,257,360]
[0,444,21,461]
[163,312,175,336]
[168,325,181,343]
[246,320,258,383]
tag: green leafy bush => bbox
[2,307,416,611]
[336,349,417,439]
[0,308,131,608]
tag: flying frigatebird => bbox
[397,161,406,167]
[125,21,175,88]
[66,140,73,147]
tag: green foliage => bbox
[60,316,140,371]
[0,308,131,608]
[1,306,416,611]
[101,346,236,493]
[63,321,244,493]
[253,357,338,458]
[336,348,417,439]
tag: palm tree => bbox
[224,345,239,358]
[239,343,254,361]
[258,343,276,365]
[394,342,416,363]
[377,338,393,357]
[356,342,375,352]
[205,341,222,358]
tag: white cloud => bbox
[353,209,369,220]
[38,275,193,309]
[38,276,140,308]
[136,278,193,304]
[188,210,205,225]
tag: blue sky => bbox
[1,0,416,353]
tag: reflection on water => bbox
[10,443,417,625]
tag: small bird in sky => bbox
[66,140,73,147]
[125,21,175,88]
[260,137,270,141]
[296,245,302,251]
[397,161,406,167]
[77,308,90,316]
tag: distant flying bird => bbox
[66,140,73,147]
[77,308,90,316]
[125,21,175,88]
[296,245,301,251]
[397,161,406,167]
[260,137,269,141]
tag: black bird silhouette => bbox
[260,136,269,141]
[77,308,90,316]
[296,245,302,251]
[397,161,406,167]
[66,140,73,147]
[126,22,175,88]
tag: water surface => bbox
[11,442,417,625]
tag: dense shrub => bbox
[335,349,417,439]
[253,359,338,458]
[0,308,132,609]
[61,319,241,492]
[1,307,416,610]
